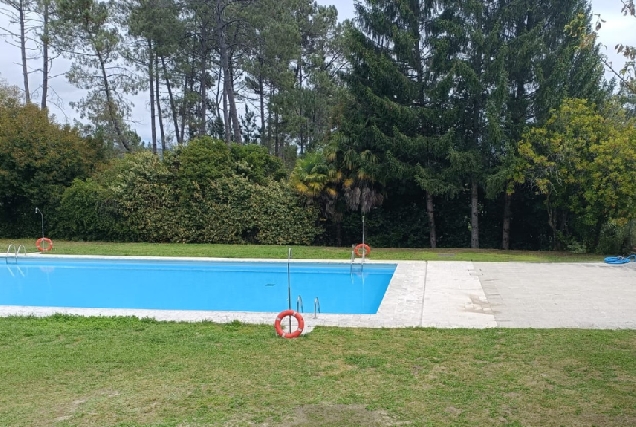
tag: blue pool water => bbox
[1,258,396,314]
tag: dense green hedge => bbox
[56,141,321,245]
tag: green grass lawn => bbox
[0,316,634,426]
[1,239,605,262]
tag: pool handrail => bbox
[296,295,303,313]
[314,297,320,319]
[350,250,355,274]
[6,244,16,264]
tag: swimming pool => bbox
[1,257,396,314]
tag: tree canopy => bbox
[0,0,633,253]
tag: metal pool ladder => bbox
[5,244,26,264]
[298,296,322,318]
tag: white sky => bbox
[0,0,633,143]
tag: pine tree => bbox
[336,0,454,248]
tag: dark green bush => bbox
[596,220,636,255]
[57,149,321,244]
[55,178,125,241]
[230,143,287,184]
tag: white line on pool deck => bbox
[2,255,635,330]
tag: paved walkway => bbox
[476,262,636,328]
[2,257,635,329]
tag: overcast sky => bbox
[0,0,634,143]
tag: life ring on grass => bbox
[36,237,53,252]
[354,243,371,257]
[274,309,304,339]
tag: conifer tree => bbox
[337,0,454,248]
[430,0,607,248]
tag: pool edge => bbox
[1,256,426,329]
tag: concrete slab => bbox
[475,262,636,328]
[420,262,496,328]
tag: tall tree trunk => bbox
[19,0,30,103]
[228,60,242,143]
[161,56,180,145]
[258,62,265,146]
[184,44,196,141]
[224,56,242,143]
[96,49,130,151]
[470,179,479,249]
[214,67,222,117]
[297,55,305,154]
[274,109,279,158]
[414,14,436,249]
[216,0,241,143]
[546,197,560,250]
[222,82,231,143]
[155,55,165,153]
[148,40,157,155]
[180,70,189,143]
[267,85,273,153]
[426,192,437,249]
[40,0,49,109]
[502,191,512,250]
[198,31,207,137]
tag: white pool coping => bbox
[1,255,497,330]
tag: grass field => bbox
[0,316,635,427]
[0,239,605,262]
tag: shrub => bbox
[596,220,636,255]
[57,151,322,245]
[56,178,124,241]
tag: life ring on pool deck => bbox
[36,237,53,252]
[274,309,304,339]
[354,243,371,257]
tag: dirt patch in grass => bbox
[259,404,408,426]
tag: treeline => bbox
[1,0,636,252]
[0,0,344,157]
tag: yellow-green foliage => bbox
[517,98,636,239]
[290,151,340,198]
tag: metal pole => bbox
[35,207,44,238]
[287,247,292,332]
[362,215,365,263]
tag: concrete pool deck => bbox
[1,256,636,330]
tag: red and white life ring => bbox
[36,237,53,252]
[354,243,371,257]
[274,309,304,339]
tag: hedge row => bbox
[55,139,321,245]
